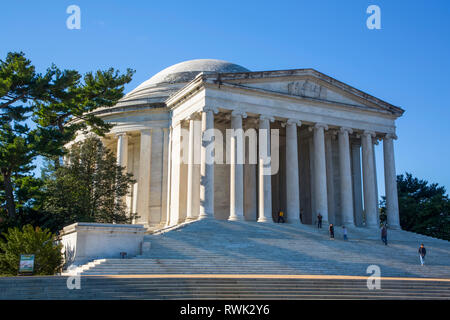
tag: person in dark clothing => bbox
[381,225,388,245]
[419,244,427,266]
[329,224,334,239]
[277,211,285,223]
[317,213,323,228]
[342,225,348,241]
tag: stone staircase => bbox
[1,219,449,299]
[1,276,449,299]
[78,219,450,279]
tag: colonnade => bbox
[114,108,401,230]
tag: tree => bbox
[0,51,134,219]
[381,172,450,241]
[34,65,135,146]
[0,52,49,218]
[0,224,63,275]
[0,52,50,125]
[41,136,137,230]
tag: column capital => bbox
[282,119,302,127]
[203,106,219,114]
[308,123,328,132]
[115,132,128,138]
[187,112,202,121]
[231,110,248,118]
[259,114,275,122]
[363,130,376,138]
[172,119,182,128]
[339,127,353,135]
[140,128,153,134]
[384,133,398,140]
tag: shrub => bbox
[0,224,63,275]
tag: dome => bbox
[121,59,250,103]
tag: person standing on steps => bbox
[381,225,388,245]
[317,213,323,229]
[419,244,427,266]
[329,224,334,239]
[342,225,348,241]
[277,211,285,223]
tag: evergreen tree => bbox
[41,136,137,230]
[0,51,134,220]
[380,172,450,240]
[0,52,49,218]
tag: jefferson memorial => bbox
[91,59,403,230]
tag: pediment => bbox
[214,70,404,116]
[247,79,365,105]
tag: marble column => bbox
[285,119,302,223]
[169,123,182,226]
[308,138,316,219]
[116,132,129,212]
[165,127,173,227]
[137,129,152,227]
[116,133,128,168]
[199,107,217,219]
[311,123,329,224]
[229,110,247,221]
[372,140,379,212]
[258,115,274,222]
[148,127,164,226]
[338,127,355,227]
[244,120,258,221]
[160,128,169,226]
[351,143,364,227]
[361,130,378,227]
[383,133,401,229]
[186,114,200,220]
[325,133,336,224]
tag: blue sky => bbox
[1,0,449,196]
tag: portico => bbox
[96,59,403,230]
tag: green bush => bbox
[0,224,63,275]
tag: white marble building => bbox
[93,59,403,230]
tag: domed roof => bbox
[122,59,250,103]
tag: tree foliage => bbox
[41,136,137,229]
[381,172,450,240]
[0,52,50,125]
[0,224,63,275]
[0,51,134,219]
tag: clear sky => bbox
[1,0,449,197]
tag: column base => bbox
[228,215,244,222]
[198,213,214,220]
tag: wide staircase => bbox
[1,219,449,299]
[79,219,450,278]
[1,276,449,299]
